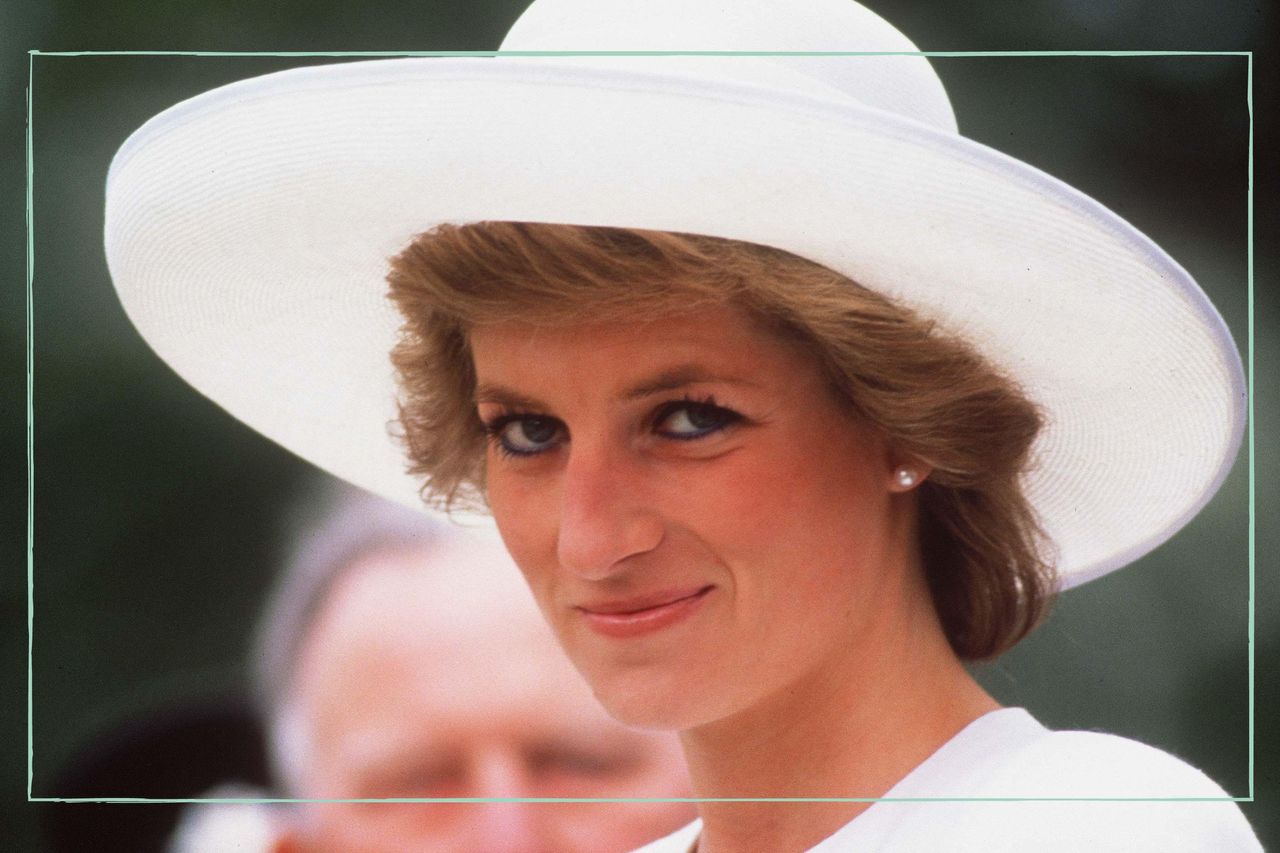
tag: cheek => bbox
[700,459,786,539]
[694,432,891,612]
[707,438,883,544]
[485,469,559,596]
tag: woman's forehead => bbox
[468,304,812,401]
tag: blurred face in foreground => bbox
[276,533,692,853]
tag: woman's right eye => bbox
[488,415,564,457]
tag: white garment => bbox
[634,708,1260,852]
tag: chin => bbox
[597,693,688,731]
[581,658,731,733]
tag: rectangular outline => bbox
[26,48,1254,804]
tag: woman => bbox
[381,225,1253,852]
[102,0,1257,849]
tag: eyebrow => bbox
[621,364,760,400]
[473,383,549,410]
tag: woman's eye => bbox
[655,400,741,440]
[490,416,563,456]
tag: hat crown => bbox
[500,0,957,132]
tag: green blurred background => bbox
[5,1,1276,849]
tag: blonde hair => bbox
[387,222,1055,659]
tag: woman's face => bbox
[470,304,916,730]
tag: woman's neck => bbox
[678,580,998,853]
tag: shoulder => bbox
[959,726,1261,852]
[993,727,1236,798]
[845,711,1262,852]
[901,708,1237,799]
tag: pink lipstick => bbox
[577,586,714,638]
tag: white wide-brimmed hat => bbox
[104,0,1244,589]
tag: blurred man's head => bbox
[260,491,692,853]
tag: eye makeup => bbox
[479,394,748,459]
[651,395,745,441]
[481,411,566,458]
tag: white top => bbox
[634,708,1260,852]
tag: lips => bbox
[576,586,714,639]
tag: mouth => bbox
[575,586,715,639]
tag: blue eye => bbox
[655,399,741,440]
[487,415,563,457]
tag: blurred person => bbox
[254,488,694,853]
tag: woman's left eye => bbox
[481,413,565,458]
[654,399,742,440]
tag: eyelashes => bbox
[480,395,745,459]
[651,396,744,440]
[481,412,565,458]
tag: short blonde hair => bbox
[387,222,1055,659]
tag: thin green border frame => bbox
[25,48,1254,804]
[26,48,37,805]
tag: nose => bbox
[556,442,663,579]
[464,753,548,853]
[466,802,549,853]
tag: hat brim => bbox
[104,56,1245,588]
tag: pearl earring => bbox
[894,467,918,489]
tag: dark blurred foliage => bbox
[4,1,1276,850]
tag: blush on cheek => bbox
[716,464,783,535]
[711,437,849,530]
[720,425,890,573]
